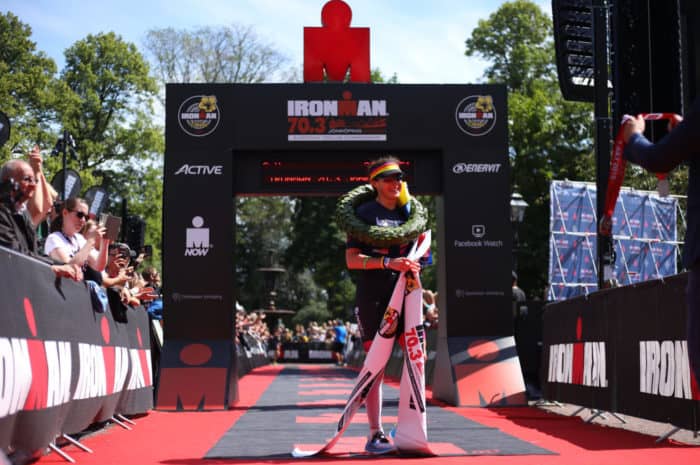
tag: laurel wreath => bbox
[335,184,427,247]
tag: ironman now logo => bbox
[455,95,496,136]
[178,95,220,137]
[185,216,212,256]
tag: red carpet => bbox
[35,364,698,465]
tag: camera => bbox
[0,178,20,206]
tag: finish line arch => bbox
[157,83,525,409]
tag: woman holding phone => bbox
[44,197,109,280]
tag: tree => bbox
[370,68,398,84]
[465,0,554,95]
[0,12,62,160]
[143,24,293,104]
[235,197,296,311]
[285,197,353,319]
[465,0,595,298]
[50,32,164,263]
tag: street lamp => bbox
[510,192,529,224]
[510,192,529,273]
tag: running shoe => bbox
[364,431,395,454]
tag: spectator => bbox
[422,289,439,329]
[103,243,155,310]
[142,266,162,295]
[332,319,348,366]
[0,159,81,280]
[44,198,108,275]
[512,271,527,318]
[0,159,41,254]
[80,219,110,281]
[142,266,163,321]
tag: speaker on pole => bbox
[124,215,146,253]
[612,0,684,139]
[552,0,595,102]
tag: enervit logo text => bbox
[452,163,501,174]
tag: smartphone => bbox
[99,214,122,242]
[140,245,153,258]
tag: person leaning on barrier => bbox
[142,266,163,321]
[44,197,109,275]
[103,243,156,308]
[0,158,81,280]
[622,97,700,386]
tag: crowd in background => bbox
[235,288,440,363]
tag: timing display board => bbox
[261,159,412,188]
[233,150,441,195]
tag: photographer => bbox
[0,159,39,254]
[0,159,82,280]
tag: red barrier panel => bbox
[0,246,153,457]
[542,273,699,430]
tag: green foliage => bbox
[48,32,164,262]
[466,0,595,297]
[56,32,161,170]
[285,197,351,318]
[0,12,62,159]
[1,17,164,265]
[465,0,554,94]
[143,24,292,103]
[235,197,295,311]
[415,195,438,292]
[292,300,332,327]
[371,68,399,84]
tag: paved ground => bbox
[533,401,700,446]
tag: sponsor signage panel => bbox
[541,291,613,412]
[542,273,698,429]
[0,248,152,454]
[163,150,234,341]
[549,181,678,300]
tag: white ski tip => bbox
[291,448,318,458]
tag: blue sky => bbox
[3,0,551,84]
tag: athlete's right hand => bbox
[387,256,421,274]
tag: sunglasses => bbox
[71,210,88,220]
